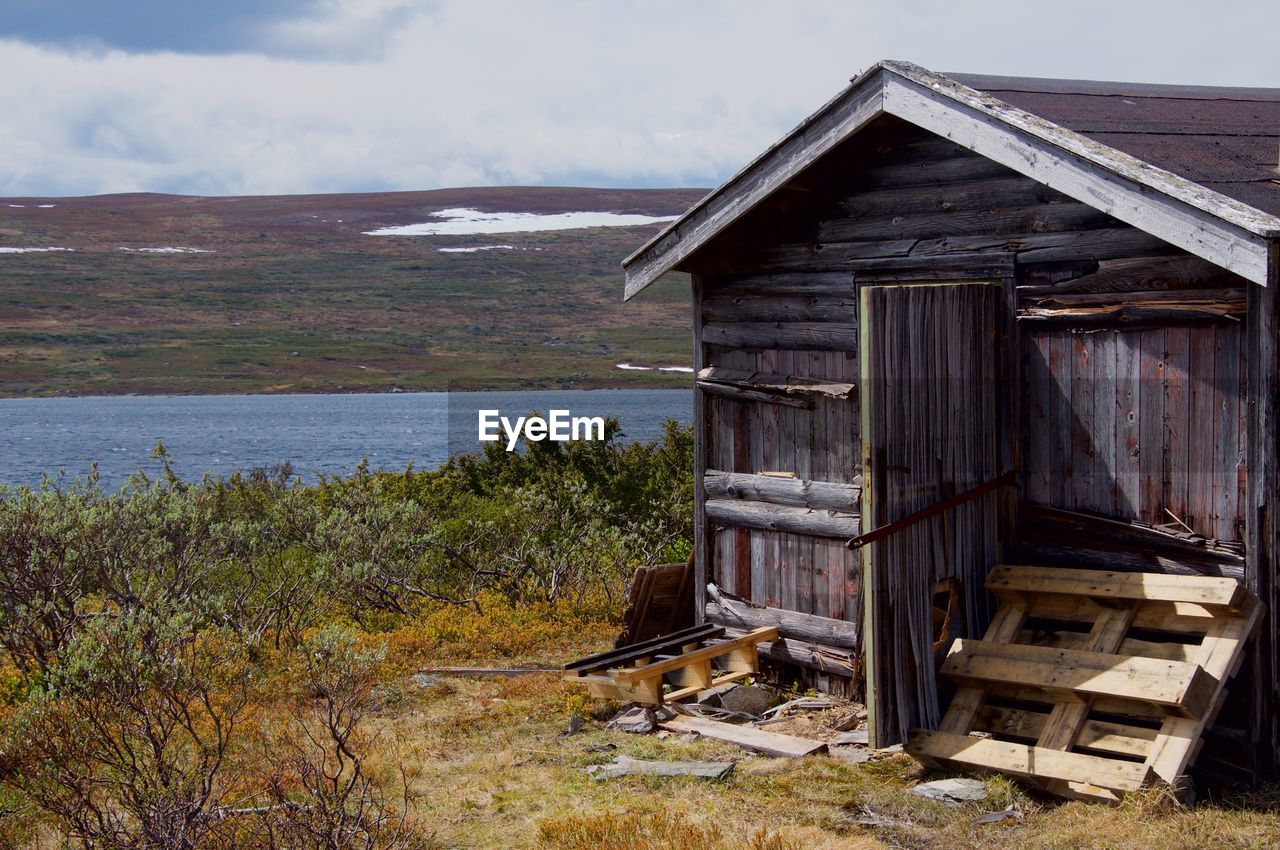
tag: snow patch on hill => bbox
[365,207,678,236]
[0,246,72,254]
[437,244,516,253]
[120,247,215,254]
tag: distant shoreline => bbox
[0,376,693,401]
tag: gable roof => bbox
[623,61,1280,300]
[951,73,1280,217]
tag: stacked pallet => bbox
[907,565,1261,801]
[564,624,778,705]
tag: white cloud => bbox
[0,0,1277,196]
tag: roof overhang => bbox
[622,60,1280,300]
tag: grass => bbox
[5,598,1280,848]
[0,187,702,397]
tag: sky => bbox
[0,0,1277,198]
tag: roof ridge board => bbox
[1070,130,1280,138]
[881,60,1280,239]
[969,89,1280,106]
[945,72,1280,101]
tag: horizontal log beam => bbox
[1015,541,1245,581]
[705,272,853,297]
[834,175,1063,220]
[706,497,861,539]
[705,469,859,511]
[1018,302,1245,324]
[824,202,1107,243]
[858,149,1013,190]
[707,584,860,648]
[755,637,857,677]
[702,293,857,323]
[701,322,857,351]
[698,367,856,400]
[1025,287,1246,307]
[697,380,814,409]
[1018,255,1239,296]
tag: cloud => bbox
[0,0,1277,197]
[0,0,321,56]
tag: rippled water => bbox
[0,389,693,488]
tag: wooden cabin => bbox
[621,61,1280,783]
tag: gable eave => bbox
[623,60,1280,300]
[622,64,890,300]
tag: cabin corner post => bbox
[857,283,881,745]
[1245,242,1280,778]
[692,273,710,626]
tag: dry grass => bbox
[343,606,1280,850]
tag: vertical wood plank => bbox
[1164,326,1191,531]
[759,348,782,607]
[1115,331,1142,519]
[776,349,797,613]
[793,351,814,615]
[691,274,709,625]
[1049,330,1074,508]
[1187,326,1217,536]
[1091,330,1118,516]
[1138,328,1167,525]
[1213,325,1240,542]
[859,283,883,744]
[732,400,753,598]
[1025,333,1052,504]
[710,395,733,592]
[841,348,860,623]
[1071,331,1096,513]
[1245,248,1279,780]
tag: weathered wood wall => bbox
[697,272,862,641]
[1022,324,1247,542]
[679,114,1257,748]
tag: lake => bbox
[0,389,693,489]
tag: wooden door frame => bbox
[858,279,1010,747]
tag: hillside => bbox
[0,186,705,396]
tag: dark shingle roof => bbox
[951,73,1280,217]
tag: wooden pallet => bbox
[907,564,1261,801]
[614,559,695,648]
[564,624,778,705]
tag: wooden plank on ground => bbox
[588,756,735,781]
[662,714,828,758]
